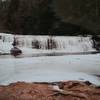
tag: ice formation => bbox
[0,33,95,54]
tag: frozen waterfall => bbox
[0,33,96,54]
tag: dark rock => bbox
[10,47,22,56]
[92,35,100,51]
[84,81,92,86]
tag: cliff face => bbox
[0,81,100,100]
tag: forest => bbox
[0,0,100,36]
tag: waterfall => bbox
[0,33,96,54]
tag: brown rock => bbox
[0,81,100,100]
[10,47,22,56]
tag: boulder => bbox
[10,47,22,56]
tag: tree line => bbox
[0,0,100,35]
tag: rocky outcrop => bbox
[10,47,22,56]
[0,81,100,100]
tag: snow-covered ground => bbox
[0,54,100,85]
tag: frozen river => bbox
[0,33,100,85]
[0,54,100,85]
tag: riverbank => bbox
[0,81,100,100]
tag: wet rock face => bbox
[0,81,100,100]
[10,47,22,56]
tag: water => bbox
[0,33,100,86]
[0,33,95,54]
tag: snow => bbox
[0,33,100,86]
[0,33,13,54]
[0,41,13,54]
[0,54,100,85]
[0,33,96,54]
